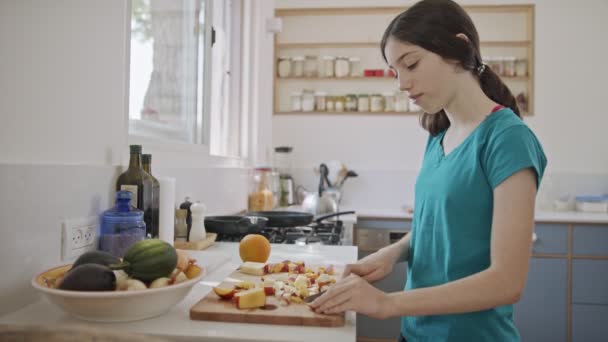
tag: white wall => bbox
[272,0,608,210]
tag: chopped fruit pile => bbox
[212,260,337,309]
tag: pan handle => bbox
[314,211,355,223]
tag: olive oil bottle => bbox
[116,145,153,237]
[142,154,160,239]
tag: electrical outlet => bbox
[62,216,99,261]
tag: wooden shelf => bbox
[277,41,531,49]
[276,5,534,17]
[277,76,529,81]
[274,111,421,116]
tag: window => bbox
[128,0,245,158]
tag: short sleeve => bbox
[483,125,547,190]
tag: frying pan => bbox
[204,215,268,235]
[246,210,355,228]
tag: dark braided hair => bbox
[381,0,520,135]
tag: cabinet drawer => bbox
[573,225,608,255]
[572,304,608,342]
[572,259,608,304]
[532,223,568,254]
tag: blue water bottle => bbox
[100,190,146,258]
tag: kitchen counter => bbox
[0,243,358,342]
[355,207,608,224]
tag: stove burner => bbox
[215,219,344,245]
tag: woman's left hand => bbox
[310,274,392,319]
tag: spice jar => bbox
[370,94,384,112]
[409,98,422,112]
[357,94,370,112]
[277,56,291,78]
[302,89,315,112]
[335,96,345,112]
[248,167,274,212]
[383,92,396,112]
[395,92,409,112]
[321,56,335,77]
[515,58,528,77]
[304,55,318,77]
[335,57,350,78]
[326,96,335,112]
[290,91,302,112]
[345,94,358,112]
[292,56,305,77]
[314,91,327,111]
[504,57,516,77]
[349,57,362,77]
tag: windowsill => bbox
[128,134,249,169]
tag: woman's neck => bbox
[443,74,497,131]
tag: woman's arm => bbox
[383,168,536,317]
[313,168,536,319]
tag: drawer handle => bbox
[532,232,538,243]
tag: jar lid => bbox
[292,56,305,61]
[278,55,290,60]
[348,57,360,61]
[382,92,395,96]
[291,91,303,96]
[314,91,328,96]
[371,94,382,97]
[275,146,293,153]
[322,55,336,60]
[346,93,357,97]
[358,94,369,97]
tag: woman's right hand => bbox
[342,239,407,282]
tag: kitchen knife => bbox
[304,290,327,303]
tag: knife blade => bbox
[304,290,327,303]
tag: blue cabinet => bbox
[532,223,568,255]
[356,250,407,340]
[514,258,568,342]
[572,304,608,342]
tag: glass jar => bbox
[335,57,350,78]
[409,98,421,112]
[349,57,362,77]
[248,167,274,212]
[290,91,302,112]
[321,56,335,77]
[292,56,305,77]
[326,96,335,112]
[304,55,318,77]
[357,94,370,112]
[515,58,527,77]
[345,94,358,112]
[395,92,409,112]
[370,94,384,112]
[100,190,146,258]
[174,209,188,242]
[277,56,291,78]
[335,96,345,112]
[383,92,396,112]
[486,57,502,76]
[314,91,327,111]
[504,57,516,77]
[302,89,315,112]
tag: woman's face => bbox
[384,37,459,114]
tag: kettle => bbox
[299,164,340,215]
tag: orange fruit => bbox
[239,234,271,263]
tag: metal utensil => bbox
[304,290,327,303]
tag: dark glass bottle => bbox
[116,145,153,237]
[142,154,160,239]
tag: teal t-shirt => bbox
[402,108,547,341]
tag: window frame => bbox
[124,0,250,168]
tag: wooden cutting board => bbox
[190,266,345,327]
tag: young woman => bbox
[310,0,547,340]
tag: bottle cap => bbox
[142,154,152,163]
[129,145,142,154]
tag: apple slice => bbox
[234,287,266,309]
[235,281,255,290]
[213,286,237,300]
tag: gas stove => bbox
[215,220,344,245]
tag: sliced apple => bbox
[234,287,266,309]
[235,281,255,290]
[185,264,203,279]
[213,286,237,300]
